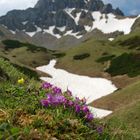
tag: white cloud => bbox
[0,0,38,16]
[102,0,140,15]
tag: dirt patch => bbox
[111,75,140,89]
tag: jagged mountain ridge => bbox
[0,0,124,37]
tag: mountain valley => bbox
[0,0,140,139]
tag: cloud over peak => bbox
[0,0,38,16]
[103,0,140,15]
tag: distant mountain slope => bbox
[0,0,139,49]
[0,39,67,71]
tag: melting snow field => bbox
[36,60,117,118]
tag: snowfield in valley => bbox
[36,60,117,118]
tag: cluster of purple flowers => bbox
[41,82,93,121]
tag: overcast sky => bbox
[0,0,38,16]
[0,0,140,16]
[103,0,140,15]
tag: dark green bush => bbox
[2,39,22,49]
[116,35,140,49]
[53,53,66,58]
[2,39,47,52]
[73,53,90,60]
[106,53,140,77]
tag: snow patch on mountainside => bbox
[91,12,138,34]
[57,26,66,32]
[75,12,81,25]
[85,25,92,32]
[43,26,61,39]
[22,21,28,25]
[64,30,82,39]
[26,26,42,37]
[10,30,16,34]
[14,11,139,39]
[108,38,114,41]
[65,8,75,20]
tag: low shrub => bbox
[106,53,140,77]
[73,53,90,60]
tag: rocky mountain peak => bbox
[0,0,124,39]
[35,0,86,10]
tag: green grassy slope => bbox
[94,80,140,111]
[0,57,110,139]
[0,40,54,68]
[57,38,125,77]
[104,100,140,140]
[56,31,140,140]
[0,28,140,139]
[57,32,140,91]
[132,17,140,32]
[0,39,66,69]
[57,30,140,76]
[93,31,140,109]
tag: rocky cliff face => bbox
[0,0,124,38]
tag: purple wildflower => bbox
[75,104,81,113]
[82,105,89,114]
[67,100,74,107]
[46,94,66,105]
[42,82,52,89]
[52,86,62,94]
[63,98,68,105]
[85,113,93,121]
[40,99,49,107]
[54,95,66,104]
[40,84,94,123]
[74,97,81,104]
[97,126,103,134]
[47,94,53,100]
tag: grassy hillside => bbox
[0,39,53,68]
[56,33,140,90]
[57,38,126,77]
[57,30,140,76]
[0,57,110,139]
[132,17,140,32]
[104,100,140,140]
[94,80,140,139]
[1,55,139,139]
[0,28,140,139]
[55,31,140,139]
[0,39,66,69]
[112,31,140,51]
[94,80,140,111]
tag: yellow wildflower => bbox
[18,78,25,84]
